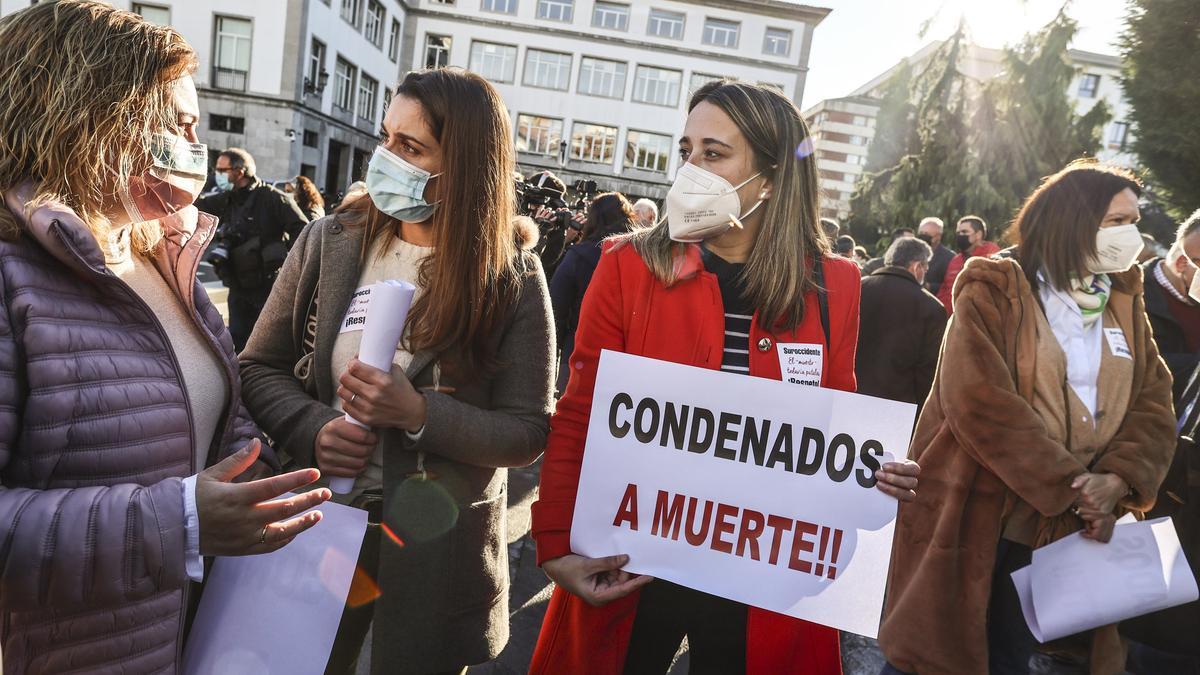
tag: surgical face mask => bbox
[1087,223,1144,274]
[213,171,233,192]
[365,145,441,223]
[1188,262,1200,303]
[120,132,208,223]
[664,162,766,243]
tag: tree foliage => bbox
[1121,0,1200,217]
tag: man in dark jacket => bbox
[856,237,947,408]
[917,216,954,295]
[1141,209,1200,400]
[198,148,308,350]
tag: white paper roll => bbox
[330,279,417,495]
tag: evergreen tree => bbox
[1121,0,1200,216]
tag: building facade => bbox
[804,40,1137,221]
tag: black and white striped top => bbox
[702,248,754,376]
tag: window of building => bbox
[388,20,401,62]
[1078,73,1100,98]
[470,42,518,83]
[577,57,627,99]
[689,72,726,94]
[1109,121,1129,148]
[845,154,863,166]
[382,87,393,124]
[763,27,791,56]
[132,3,169,25]
[647,9,684,39]
[633,66,682,107]
[364,1,385,48]
[537,0,574,22]
[758,81,784,92]
[592,2,629,30]
[848,135,866,146]
[482,0,517,13]
[213,16,252,92]
[523,49,571,90]
[571,123,617,164]
[867,117,877,128]
[703,18,739,48]
[303,129,319,148]
[210,114,245,134]
[333,57,357,111]
[516,114,564,155]
[308,38,326,91]
[851,115,867,127]
[625,130,672,173]
[340,0,361,27]
[424,34,452,69]
[357,73,378,122]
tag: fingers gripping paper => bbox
[330,279,416,494]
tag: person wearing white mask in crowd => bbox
[529,80,920,675]
[239,68,555,674]
[1140,208,1200,399]
[879,160,1176,675]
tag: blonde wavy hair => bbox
[0,0,198,253]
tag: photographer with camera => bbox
[522,170,589,278]
[199,148,309,350]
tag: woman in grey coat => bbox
[240,69,555,674]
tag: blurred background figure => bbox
[863,227,915,276]
[1140,208,1200,399]
[820,216,841,243]
[632,197,659,228]
[936,215,1001,314]
[917,216,954,296]
[292,174,326,222]
[835,233,858,260]
[856,237,946,412]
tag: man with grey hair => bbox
[856,236,947,408]
[916,216,954,295]
[199,148,309,350]
[632,198,658,228]
[1141,208,1200,398]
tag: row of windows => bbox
[337,0,402,61]
[425,36,784,107]
[429,0,795,57]
[132,5,254,91]
[515,114,674,173]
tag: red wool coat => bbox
[936,240,1002,314]
[529,241,863,674]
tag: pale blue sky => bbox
[800,0,1130,109]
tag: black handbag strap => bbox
[814,257,831,349]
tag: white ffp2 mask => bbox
[664,162,765,243]
[1087,224,1144,274]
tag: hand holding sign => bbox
[542,553,654,607]
[329,280,416,494]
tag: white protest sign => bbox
[1012,515,1198,642]
[777,343,823,387]
[339,285,373,334]
[570,350,917,638]
[183,498,368,674]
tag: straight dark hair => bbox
[582,192,636,241]
[1013,159,1142,291]
[337,68,523,374]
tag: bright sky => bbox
[800,0,1130,110]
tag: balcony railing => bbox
[212,67,248,92]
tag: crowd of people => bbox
[0,3,1195,675]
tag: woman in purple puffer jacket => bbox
[0,3,331,672]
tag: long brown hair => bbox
[1013,159,1142,291]
[0,0,198,253]
[582,192,636,241]
[338,68,524,373]
[621,81,829,330]
[293,175,324,213]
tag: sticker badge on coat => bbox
[777,343,824,387]
[1104,327,1132,360]
[339,285,373,333]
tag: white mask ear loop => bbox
[117,184,146,225]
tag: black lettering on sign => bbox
[826,433,856,483]
[688,407,715,454]
[634,398,661,444]
[609,393,633,439]
[796,427,824,476]
[714,412,742,460]
[661,402,690,450]
[857,440,884,488]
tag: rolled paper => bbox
[330,279,417,495]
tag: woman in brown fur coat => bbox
[879,161,1176,675]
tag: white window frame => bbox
[1078,73,1100,98]
[213,15,252,89]
[424,34,452,69]
[647,9,684,40]
[387,19,401,62]
[364,1,385,48]
[340,0,361,27]
[571,122,618,164]
[689,72,724,94]
[381,87,393,124]
[516,114,564,155]
[592,1,629,31]
[1109,121,1129,147]
[763,27,791,56]
[333,57,357,112]
[469,41,518,84]
[537,0,574,22]
[577,57,627,99]
[481,0,518,13]
[357,73,378,122]
[703,17,740,48]
[523,49,572,91]
[633,65,682,107]
[625,130,672,173]
[132,3,170,25]
[309,38,326,89]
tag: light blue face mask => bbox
[365,145,441,223]
[213,171,233,192]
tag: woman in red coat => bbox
[530,81,921,675]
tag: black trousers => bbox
[226,285,271,352]
[622,580,748,675]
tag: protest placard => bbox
[570,350,917,638]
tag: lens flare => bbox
[795,137,816,160]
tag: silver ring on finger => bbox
[259,526,269,545]
[350,393,358,404]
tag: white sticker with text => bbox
[777,342,824,387]
[1104,327,1132,360]
[339,285,373,334]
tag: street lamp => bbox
[303,69,330,97]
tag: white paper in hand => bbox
[1012,516,1199,642]
[331,279,416,495]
